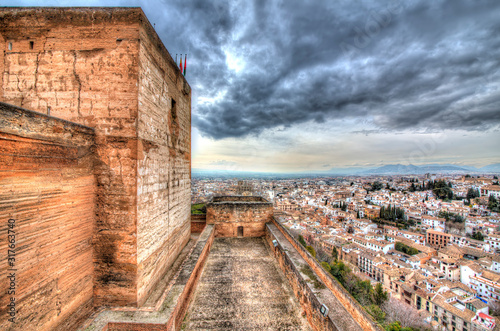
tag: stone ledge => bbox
[0,101,95,147]
[79,225,214,331]
[209,195,270,204]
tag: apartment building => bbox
[427,229,453,249]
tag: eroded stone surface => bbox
[183,237,312,331]
[0,7,191,311]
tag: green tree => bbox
[332,247,338,260]
[321,261,331,272]
[395,242,419,255]
[373,283,388,305]
[365,304,386,324]
[467,188,480,201]
[472,231,485,241]
[298,235,307,247]
[432,180,453,200]
[306,245,316,258]
[489,195,499,212]
[372,181,383,191]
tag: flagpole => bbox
[184,54,187,76]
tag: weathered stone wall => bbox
[0,7,142,306]
[136,20,191,306]
[0,7,192,308]
[104,225,215,331]
[206,196,273,237]
[265,225,338,331]
[0,103,95,330]
[190,214,206,233]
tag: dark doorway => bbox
[237,226,244,237]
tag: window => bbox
[8,42,12,50]
[29,41,34,49]
[171,98,177,119]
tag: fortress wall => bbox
[270,217,383,331]
[0,7,193,311]
[265,224,338,331]
[0,103,95,330]
[191,214,207,233]
[135,20,191,305]
[0,8,142,306]
[206,197,273,237]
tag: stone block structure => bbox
[0,7,191,330]
[0,102,96,331]
[206,196,273,237]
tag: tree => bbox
[306,245,316,258]
[488,300,500,317]
[489,195,499,212]
[365,304,385,324]
[467,188,480,201]
[432,180,453,200]
[372,181,383,191]
[321,261,331,272]
[472,231,484,241]
[332,247,338,261]
[373,283,388,305]
[298,235,307,247]
[382,297,427,330]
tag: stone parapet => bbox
[206,195,273,237]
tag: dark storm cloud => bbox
[145,0,500,139]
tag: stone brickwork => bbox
[190,214,206,233]
[0,103,95,330]
[206,196,273,237]
[0,4,191,316]
[135,13,192,307]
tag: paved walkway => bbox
[182,237,312,330]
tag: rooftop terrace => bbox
[182,237,311,330]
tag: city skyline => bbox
[9,0,500,172]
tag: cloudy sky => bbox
[11,0,500,172]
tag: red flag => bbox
[179,55,183,72]
[183,54,187,76]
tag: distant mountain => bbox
[479,163,500,173]
[359,163,498,175]
[192,163,500,177]
[414,164,473,173]
[325,167,369,175]
[361,164,421,175]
